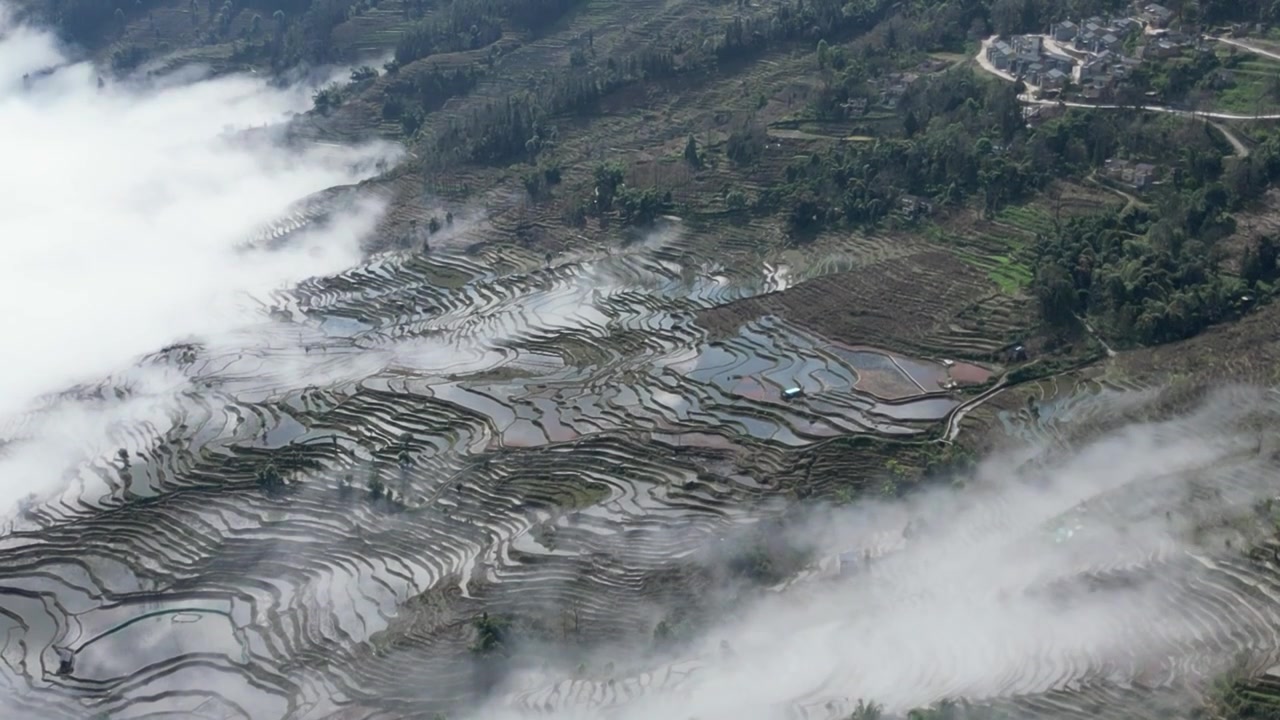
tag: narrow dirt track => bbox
[975,35,1280,122]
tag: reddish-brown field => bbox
[697,249,1027,361]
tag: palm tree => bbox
[848,700,883,720]
[471,612,508,655]
[256,462,283,490]
[272,9,286,44]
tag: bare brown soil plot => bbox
[850,366,922,398]
[950,361,993,385]
[1038,180,1126,219]
[1216,186,1280,274]
[696,249,1009,359]
[1115,300,1280,385]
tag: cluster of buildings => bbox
[1103,158,1160,190]
[986,3,1196,100]
[876,71,919,109]
[987,35,1074,89]
[898,194,935,218]
[837,58,950,116]
[1053,15,1143,52]
[1139,3,1176,28]
[876,58,949,109]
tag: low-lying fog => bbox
[2,8,1277,720]
[474,387,1280,720]
[0,3,397,423]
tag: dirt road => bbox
[974,35,1280,122]
[1212,36,1280,63]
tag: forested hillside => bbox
[18,0,1280,358]
[15,0,1280,719]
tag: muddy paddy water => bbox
[0,224,1021,720]
[681,318,988,394]
[409,310,995,451]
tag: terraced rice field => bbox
[942,206,1048,297]
[1215,55,1280,116]
[489,387,1280,719]
[0,204,999,719]
[7,188,1280,719]
[698,244,1031,360]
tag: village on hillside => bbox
[977,2,1280,193]
[985,3,1198,100]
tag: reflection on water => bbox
[319,314,372,337]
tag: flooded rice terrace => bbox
[26,218,1280,720]
[0,217,1000,719]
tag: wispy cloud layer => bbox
[475,389,1279,720]
[0,5,397,420]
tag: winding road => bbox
[976,35,1280,125]
[1213,121,1250,157]
[1213,35,1280,63]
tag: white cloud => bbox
[475,389,1278,720]
[1,11,1271,720]
[0,4,398,423]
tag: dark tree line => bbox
[1221,130,1280,210]
[281,0,351,65]
[1026,114,1280,346]
[1034,212,1245,346]
[393,0,586,65]
[41,0,332,54]
[393,8,502,65]
[41,0,164,46]
[1025,106,1261,346]
[747,68,1039,234]
[715,0,899,62]
[428,46,683,164]
[1199,0,1280,26]
[1242,236,1279,287]
[381,64,480,136]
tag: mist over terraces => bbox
[16,0,1280,717]
[5,195,1280,720]
[0,207,982,714]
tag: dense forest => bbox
[28,0,1280,73]
[1199,0,1280,26]
[25,0,1280,351]
[392,0,584,65]
[20,2,1280,719]
[1031,114,1280,346]
[0,0,1210,52]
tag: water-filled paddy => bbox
[0,231,1006,719]
[73,610,247,682]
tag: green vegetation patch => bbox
[994,205,1055,236]
[930,211,1036,296]
[986,256,1034,295]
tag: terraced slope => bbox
[485,389,1280,719]
[6,189,1279,720]
[698,246,1030,360]
[0,213,988,719]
